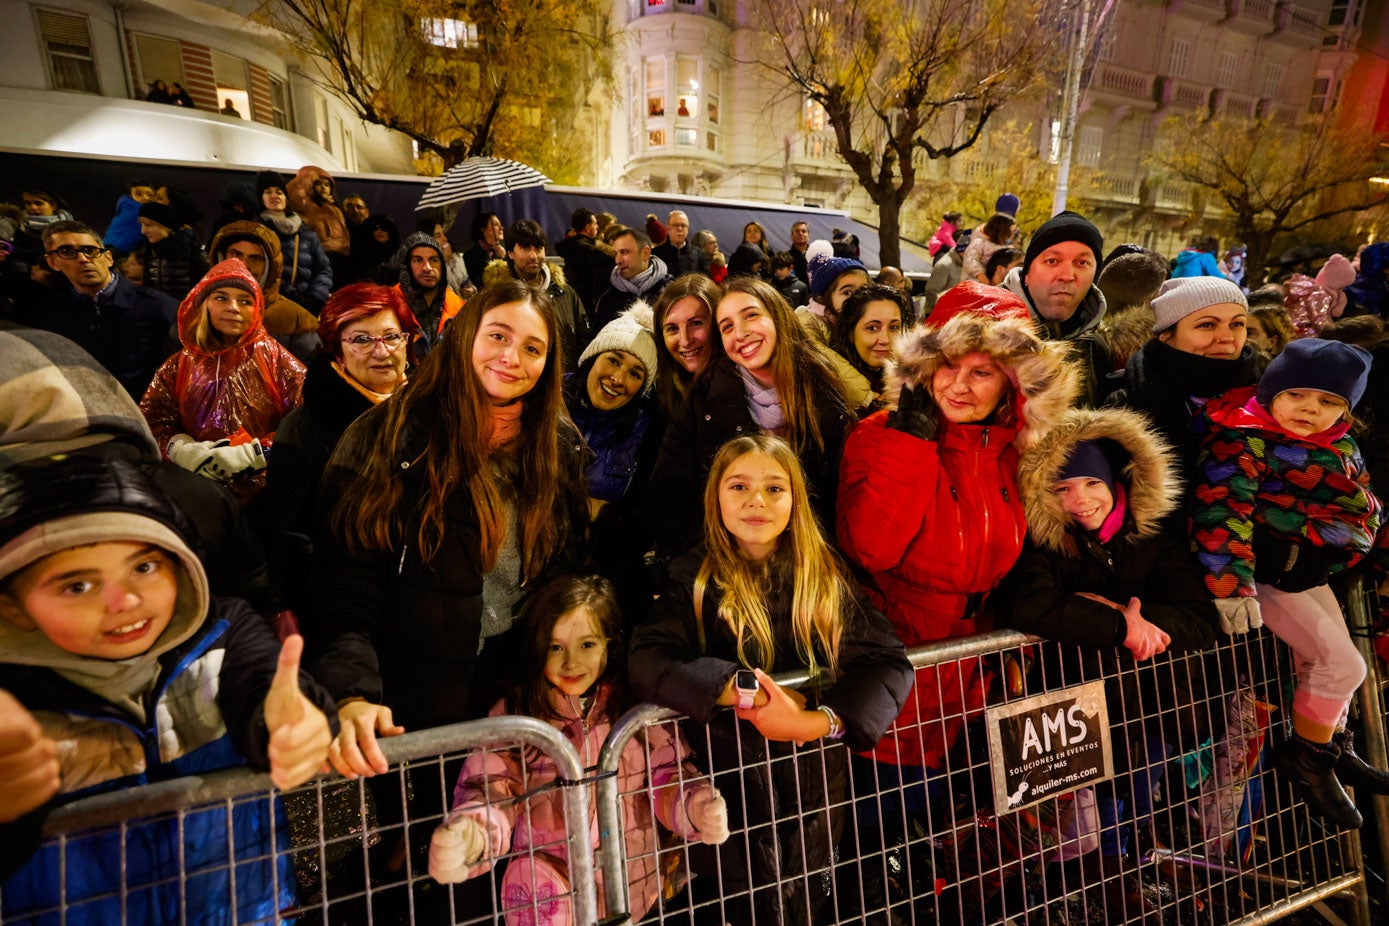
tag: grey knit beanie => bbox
[1151,276,1248,333]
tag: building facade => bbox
[0,0,413,173]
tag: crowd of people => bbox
[3,169,1389,926]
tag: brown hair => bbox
[981,213,1016,245]
[510,574,625,722]
[716,277,848,455]
[651,273,724,417]
[329,279,576,580]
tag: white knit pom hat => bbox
[578,300,659,394]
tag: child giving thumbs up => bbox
[262,634,334,790]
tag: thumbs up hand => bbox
[263,634,332,790]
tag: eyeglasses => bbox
[47,245,108,260]
[342,332,408,352]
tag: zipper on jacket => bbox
[982,427,990,448]
[398,544,409,575]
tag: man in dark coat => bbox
[592,228,672,337]
[555,207,614,314]
[13,221,175,399]
[653,210,701,276]
[482,219,588,369]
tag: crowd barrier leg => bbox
[1350,575,1389,916]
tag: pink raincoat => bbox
[140,259,305,501]
[446,682,716,924]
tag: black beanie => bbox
[1023,211,1104,276]
[137,201,178,229]
[256,170,288,196]
[1058,439,1116,494]
[1256,338,1372,410]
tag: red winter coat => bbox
[837,286,1080,766]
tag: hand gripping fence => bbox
[5,580,1388,926]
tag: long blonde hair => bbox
[694,435,848,676]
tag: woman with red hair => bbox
[251,282,420,610]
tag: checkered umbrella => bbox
[415,157,552,211]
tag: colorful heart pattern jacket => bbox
[1192,386,1387,599]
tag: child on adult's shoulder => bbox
[1192,337,1389,830]
[0,455,336,924]
[429,574,728,926]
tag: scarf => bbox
[737,364,786,434]
[1096,484,1127,544]
[259,210,303,236]
[24,211,71,234]
[487,401,524,450]
[331,360,398,404]
[608,255,668,296]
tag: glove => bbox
[687,787,730,845]
[166,435,228,476]
[886,384,939,442]
[203,439,268,481]
[1215,597,1263,635]
[429,814,488,883]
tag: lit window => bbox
[269,76,291,130]
[677,56,698,118]
[422,18,478,49]
[706,132,719,152]
[804,98,827,132]
[315,95,332,152]
[649,128,667,147]
[1047,118,1061,164]
[675,126,698,146]
[645,59,665,117]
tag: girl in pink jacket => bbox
[428,574,728,925]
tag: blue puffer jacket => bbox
[260,212,333,308]
[1,597,339,926]
[1171,248,1222,278]
[103,194,144,254]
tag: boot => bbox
[1333,729,1389,795]
[1276,734,1363,829]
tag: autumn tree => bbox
[1151,111,1388,287]
[907,120,1101,242]
[259,0,610,176]
[751,0,1066,267]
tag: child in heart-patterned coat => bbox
[1192,338,1389,830]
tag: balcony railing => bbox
[1094,63,1155,102]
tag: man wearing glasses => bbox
[15,221,176,399]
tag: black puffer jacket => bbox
[1102,337,1261,505]
[992,408,1219,756]
[250,354,374,612]
[644,355,851,558]
[629,545,912,925]
[142,227,210,302]
[305,403,591,729]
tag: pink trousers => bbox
[1256,583,1366,729]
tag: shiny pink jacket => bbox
[447,682,715,921]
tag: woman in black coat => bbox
[251,284,420,612]
[644,277,851,559]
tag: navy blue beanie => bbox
[809,252,867,298]
[1256,338,1373,410]
[1058,439,1115,493]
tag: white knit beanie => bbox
[1151,276,1248,333]
[577,300,659,394]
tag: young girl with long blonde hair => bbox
[630,435,912,925]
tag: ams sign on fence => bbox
[984,680,1114,813]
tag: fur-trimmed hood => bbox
[886,312,1080,450]
[481,256,569,291]
[1019,407,1181,555]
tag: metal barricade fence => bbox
[0,717,599,926]
[6,596,1387,926]
[598,621,1380,926]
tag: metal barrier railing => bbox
[5,592,1386,926]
